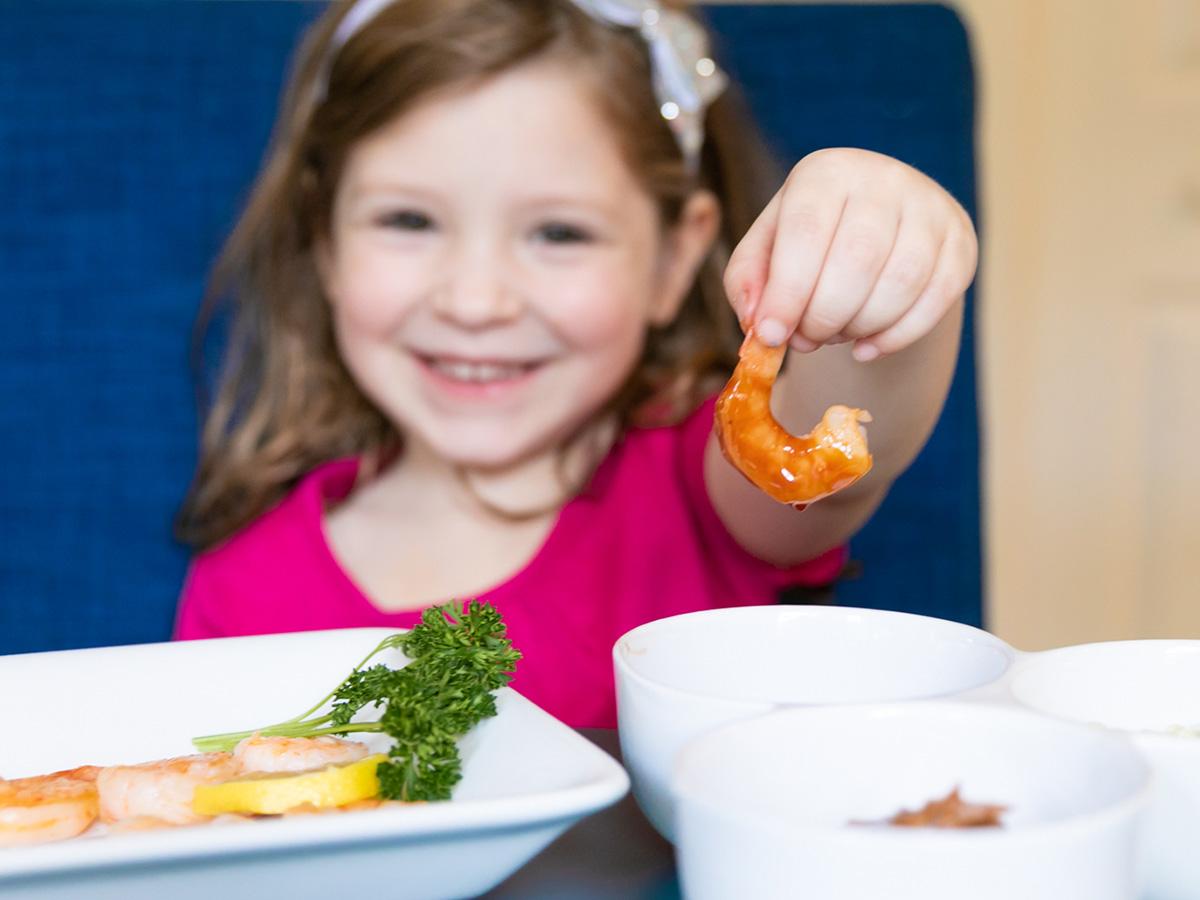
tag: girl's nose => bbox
[431,246,522,328]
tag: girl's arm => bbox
[705,148,977,566]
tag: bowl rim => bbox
[1011,637,1200,667]
[1008,638,1200,746]
[669,700,1155,842]
[612,605,1017,706]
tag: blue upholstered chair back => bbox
[0,1,981,656]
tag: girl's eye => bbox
[379,210,433,231]
[535,222,592,245]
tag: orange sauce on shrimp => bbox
[714,332,872,508]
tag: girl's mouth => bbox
[416,354,545,390]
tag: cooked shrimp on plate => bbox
[232,734,371,774]
[96,752,240,826]
[2,736,380,845]
[0,765,101,847]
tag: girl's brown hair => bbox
[176,0,782,550]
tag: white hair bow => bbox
[326,0,728,171]
[570,0,727,170]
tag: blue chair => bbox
[0,1,981,656]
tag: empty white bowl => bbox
[1009,640,1200,900]
[672,702,1151,900]
[613,605,1015,840]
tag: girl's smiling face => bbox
[318,57,717,472]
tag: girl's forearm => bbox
[773,297,964,486]
[705,298,964,567]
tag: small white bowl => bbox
[1009,640,1200,900]
[672,702,1151,900]
[613,605,1015,840]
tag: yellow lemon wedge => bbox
[193,753,387,816]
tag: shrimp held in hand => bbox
[0,766,101,847]
[715,332,872,508]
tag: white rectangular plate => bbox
[0,629,629,900]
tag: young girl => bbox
[173,0,976,729]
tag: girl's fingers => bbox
[726,148,979,354]
[794,194,898,347]
[748,174,848,346]
[723,191,782,326]
[838,210,941,341]
[852,222,977,360]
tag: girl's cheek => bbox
[334,255,428,334]
[539,267,649,345]
[552,299,630,352]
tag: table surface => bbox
[476,730,680,900]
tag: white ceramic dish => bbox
[613,605,1015,840]
[0,629,629,900]
[672,702,1152,900]
[1009,640,1200,900]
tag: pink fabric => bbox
[174,397,846,728]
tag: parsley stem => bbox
[277,634,407,726]
[192,719,386,753]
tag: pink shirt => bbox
[174,398,845,728]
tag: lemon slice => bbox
[193,753,387,816]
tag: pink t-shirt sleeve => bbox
[172,459,377,641]
[173,562,224,640]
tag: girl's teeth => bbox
[431,359,527,383]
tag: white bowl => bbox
[672,702,1151,900]
[1009,640,1200,900]
[613,605,1015,840]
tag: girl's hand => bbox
[724,148,978,361]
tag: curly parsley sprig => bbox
[192,600,520,802]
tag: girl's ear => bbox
[651,189,722,326]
